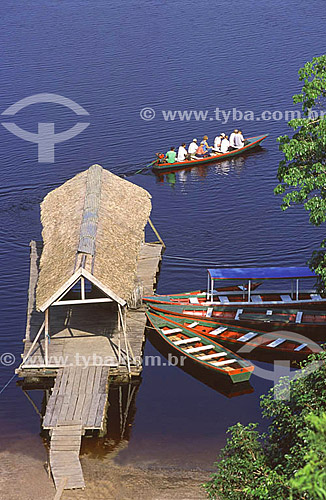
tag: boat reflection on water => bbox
[154,147,267,185]
[213,156,245,175]
[146,328,253,398]
[155,158,244,186]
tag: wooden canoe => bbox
[143,283,262,306]
[146,310,254,383]
[152,312,323,361]
[145,302,326,338]
[143,289,326,308]
[152,135,268,172]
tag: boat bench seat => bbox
[211,359,237,367]
[251,295,263,303]
[311,293,322,301]
[235,308,243,320]
[294,343,307,352]
[218,295,230,304]
[189,297,199,304]
[163,328,182,335]
[197,352,226,360]
[296,311,303,323]
[174,337,201,346]
[266,338,287,348]
[186,344,215,354]
[238,332,258,342]
[281,295,292,303]
[209,326,228,336]
[185,322,199,328]
[206,307,213,318]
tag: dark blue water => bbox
[0,0,325,471]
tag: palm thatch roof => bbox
[36,164,152,311]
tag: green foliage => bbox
[274,55,326,288]
[204,352,326,500]
[203,423,288,500]
[291,413,326,500]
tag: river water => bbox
[0,0,325,484]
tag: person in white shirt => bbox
[214,134,222,151]
[177,143,188,162]
[220,135,230,153]
[229,129,238,149]
[188,139,198,156]
[234,130,244,149]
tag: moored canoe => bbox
[145,302,326,337]
[146,310,254,383]
[152,311,323,360]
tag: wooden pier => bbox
[17,165,164,491]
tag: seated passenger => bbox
[220,135,230,153]
[214,134,222,151]
[177,143,189,162]
[202,135,212,153]
[234,130,244,149]
[196,142,210,157]
[188,138,198,156]
[166,147,177,163]
[229,129,238,149]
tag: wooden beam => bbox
[39,269,83,312]
[19,321,45,369]
[80,277,85,300]
[52,298,113,306]
[21,363,118,369]
[45,309,49,366]
[148,218,166,248]
[118,305,131,375]
[81,268,126,306]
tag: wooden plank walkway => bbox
[50,421,85,490]
[45,365,109,490]
[43,366,109,429]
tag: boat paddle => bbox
[134,159,157,175]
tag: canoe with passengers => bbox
[152,134,268,172]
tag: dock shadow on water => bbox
[79,379,140,458]
[17,377,141,458]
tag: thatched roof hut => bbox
[36,164,152,311]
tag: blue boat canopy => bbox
[208,266,316,281]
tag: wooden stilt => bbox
[148,218,166,248]
[19,321,45,369]
[45,309,49,367]
[118,305,131,375]
[80,277,85,300]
